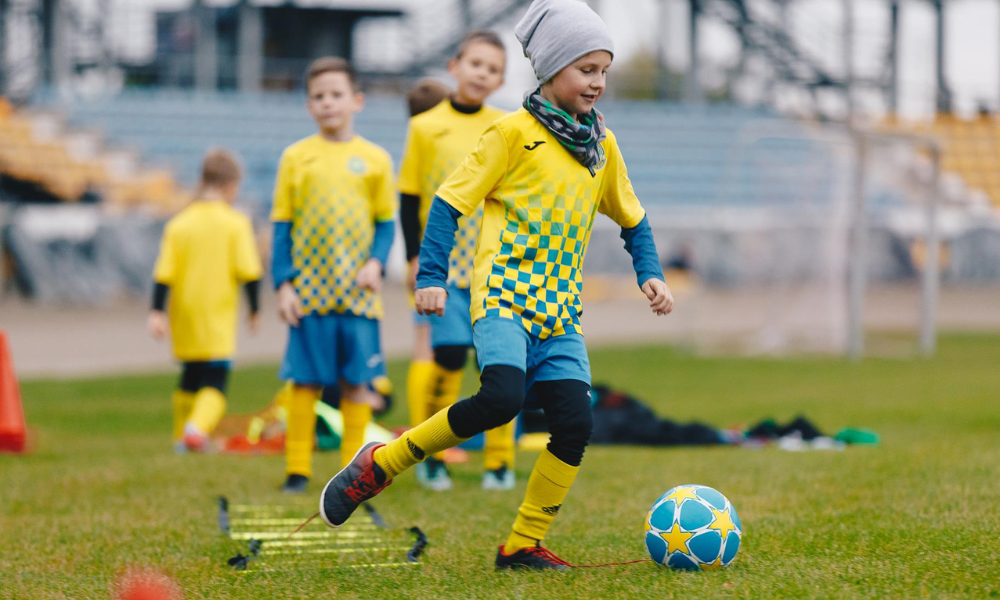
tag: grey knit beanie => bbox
[514,0,615,84]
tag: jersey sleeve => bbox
[597,132,646,229]
[152,223,178,285]
[234,216,263,282]
[270,149,295,222]
[370,151,397,222]
[397,122,422,196]
[435,123,508,217]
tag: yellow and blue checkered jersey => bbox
[435,108,647,339]
[398,100,506,289]
[271,135,396,320]
[153,201,263,360]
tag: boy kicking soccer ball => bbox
[398,31,517,492]
[149,149,263,453]
[318,0,672,570]
[271,57,395,494]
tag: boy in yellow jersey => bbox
[398,31,516,492]
[400,77,450,473]
[319,0,673,570]
[272,57,396,494]
[149,149,263,453]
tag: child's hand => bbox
[406,257,420,292]
[642,278,674,316]
[248,312,261,335]
[277,282,303,327]
[356,259,383,292]
[148,311,169,339]
[415,286,447,316]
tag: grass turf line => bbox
[2,334,1000,598]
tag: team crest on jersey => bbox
[348,156,367,174]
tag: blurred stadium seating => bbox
[36,90,884,216]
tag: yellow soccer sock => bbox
[172,390,195,441]
[427,364,465,461]
[407,360,434,428]
[285,385,318,478]
[503,450,580,553]
[373,407,467,479]
[483,418,516,472]
[339,399,372,469]
[188,387,227,435]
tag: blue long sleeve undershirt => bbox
[415,197,664,291]
[272,219,395,291]
[620,215,665,288]
[415,197,461,290]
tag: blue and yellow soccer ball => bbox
[644,484,742,571]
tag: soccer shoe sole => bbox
[318,441,379,528]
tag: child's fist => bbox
[356,259,383,292]
[277,282,303,327]
[148,311,169,339]
[642,278,674,316]
[415,286,448,317]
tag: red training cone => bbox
[0,331,27,453]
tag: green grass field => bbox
[3,334,1000,599]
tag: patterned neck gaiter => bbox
[523,87,607,176]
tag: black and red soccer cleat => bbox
[495,543,571,571]
[318,442,391,527]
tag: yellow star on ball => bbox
[659,522,694,555]
[709,506,738,540]
[662,486,701,507]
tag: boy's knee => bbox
[537,379,593,466]
[433,345,469,371]
[447,365,524,437]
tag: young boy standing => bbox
[319,0,673,569]
[272,57,395,494]
[398,31,517,492]
[400,77,449,474]
[149,149,262,452]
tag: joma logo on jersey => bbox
[524,141,546,151]
[407,438,425,460]
[541,504,561,516]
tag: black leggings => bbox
[179,362,229,394]
[434,344,470,371]
[446,365,593,467]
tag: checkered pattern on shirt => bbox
[483,173,599,339]
[292,187,380,320]
[421,156,481,290]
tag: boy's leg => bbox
[338,314,383,469]
[338,384,372,469]
[483,419,516,470]
[406,316,434,428]
[320,317,528,528]
[417,344,466,490]
[285,384,319,477]
[172,363,197,445]
[503,379,592,553]
[186,362,230,441]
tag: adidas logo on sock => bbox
[407,438,425,461]
[541,504,562,516]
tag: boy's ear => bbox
[447,57,459,77]
[354,91,366,112]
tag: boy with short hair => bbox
[398,31,517,492]
[319,0,673,570]
[400,77,449,474]
[272,57,395,494]
[149,148,262,452]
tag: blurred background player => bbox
[398,31,516,492]
[319,0,673,569]
[148,148,263,453]
[400,76,450,474]
[271,57,396,494]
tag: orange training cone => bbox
[0,331,27,453]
